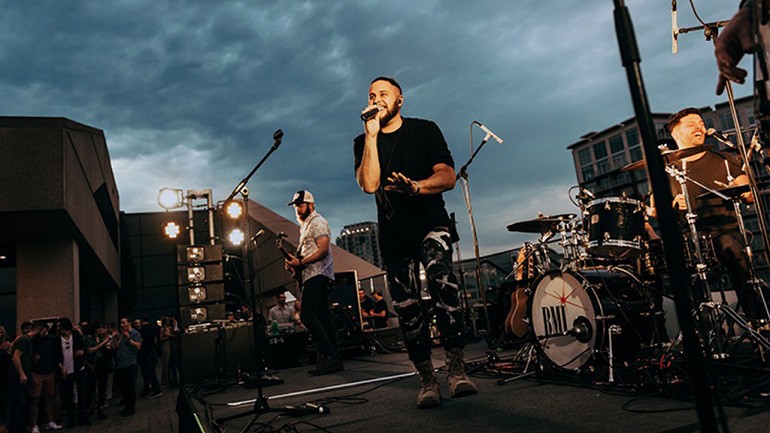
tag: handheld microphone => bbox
[361,106,382,121]
[284,403,330,415]
[250,229,265,243]
[473,121,503,144]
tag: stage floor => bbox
[182,339,770,433]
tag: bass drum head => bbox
[529,270,601,370]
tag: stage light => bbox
[188,306,209,323]
[225,201,243,219]
[187,285,208,303]
[187,266,206,284]
[186,246,205,262]
[158,188,184,210]
[228,229,245,246]
[163,222,181,239]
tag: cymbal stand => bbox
[664,163,728,358]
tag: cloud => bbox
[0,0,747,259]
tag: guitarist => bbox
[284,190,343,375]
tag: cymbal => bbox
[507,213,576,233]
[696,184,751,200]
[621,145,715,172]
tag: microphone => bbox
[672,1,679,54]
[707,128,734,148]
[277,231,288,239]
[272,129,283,149]
[473,121,503,144]
[563,317,592,343]
[361,106,383,121]
[250,229,265,243]
[284,403,330,415]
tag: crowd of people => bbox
[0,315,181,433]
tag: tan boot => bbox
[414,359,441,408]
[446,347,478,398]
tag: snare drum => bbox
[584,197,645,259]
[529,269,658,370]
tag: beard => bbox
[296,207,312,222]
[379,102,400,126]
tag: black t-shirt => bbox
[667,150,742,232]
[354,118,454,263]
[372,298,389,329]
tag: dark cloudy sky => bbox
[0,1,749,258]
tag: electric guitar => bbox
[504,243,535,338]
[276,232,303,285]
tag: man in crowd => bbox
[29,323,62,432]
[114,316,142,417]
[284,190,342,375]
[137,316,162,399]
[268,292,296,326]
[354,76,477,408]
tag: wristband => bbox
[411,180,421,196]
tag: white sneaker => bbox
[45,421,63,431]
[31,425,41,433]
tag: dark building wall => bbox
[0,117,120,331]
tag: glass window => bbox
[609,134,624,153]
[593,141,608,160]
[625,128,639,146]
[582,167,594,181]
[630,146,643,162]
[719,112,734,130]
[578,148,592,166]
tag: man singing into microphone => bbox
[656,108,764,323]
[353,76,477,408]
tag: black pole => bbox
[612,1,727,432]
[225,129,283,203]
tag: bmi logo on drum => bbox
[542,305,568,336]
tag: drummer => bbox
[652,107,763,323]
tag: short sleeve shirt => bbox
[298,210,335,282]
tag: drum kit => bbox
[503,144,770,384]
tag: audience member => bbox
[371,290,390,329]
[57,317,86,427]
[113,316,141,417]
[137,316,162,399]
[29,323,62,432]
[87,322,113,420]
[5,321,40,433]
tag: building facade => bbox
[567,97,770,274]
[336,221,383,269]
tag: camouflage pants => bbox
[386,229,466,364]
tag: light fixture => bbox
[163,222,181,239]
[187,285,207,303]
[225,201,243,219]
[228,229,245,246]
[187,266,206,284]
[157,188,184,210]
[189,306,209,323]
[186,246,205,262]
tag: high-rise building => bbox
[336,222,383,269]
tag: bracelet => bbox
[411,180,421,196]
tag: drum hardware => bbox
[697,184,770,325]
[620,145,716,172]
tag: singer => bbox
[284,190,343,375]
[654,108,763,322]
[353,76,477,408]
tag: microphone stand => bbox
[224,129,284,204]
[612,2,727,432]
[456,125,495,343]
[215,131,326,431]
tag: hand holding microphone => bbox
[361,105,383,121]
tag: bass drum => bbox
[529,269,657,370]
